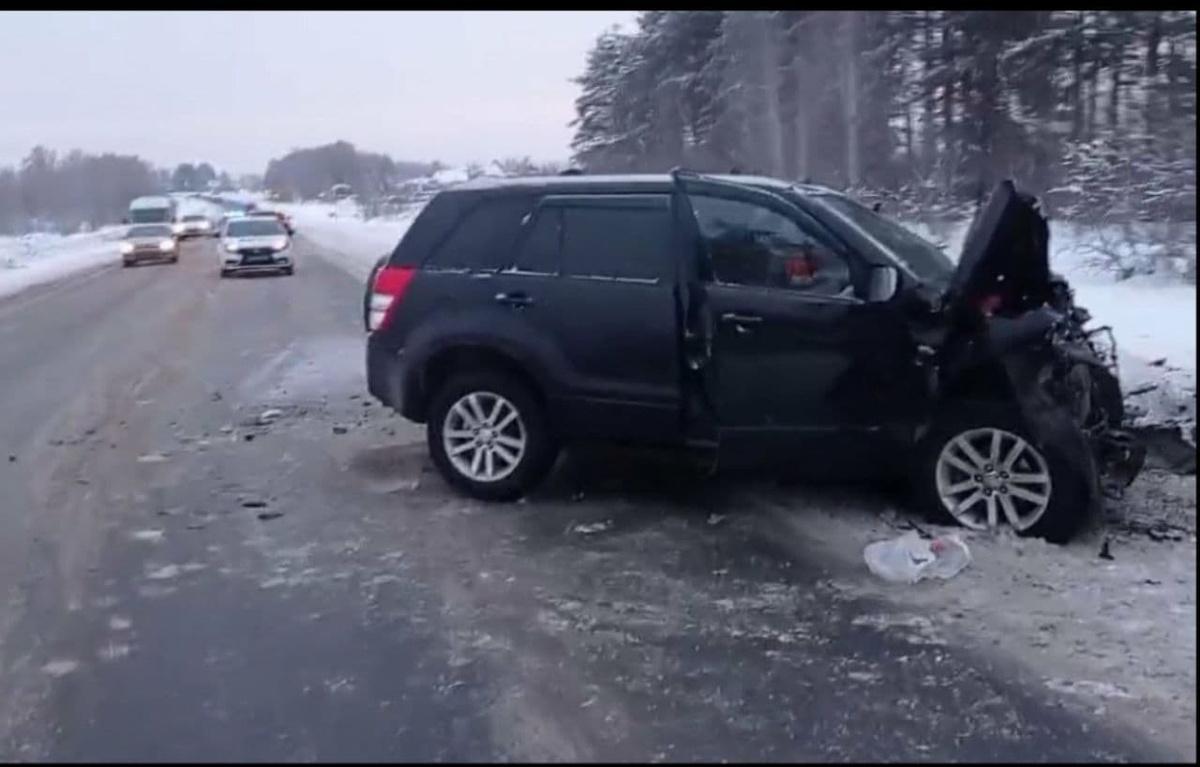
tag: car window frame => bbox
[555,194,673,285]
[686,188,866,304]
[500,199,563,277]
[424,194,539,274]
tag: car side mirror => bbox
[866,265,899,303]
[121,217,129,225]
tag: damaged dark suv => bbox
[364,171,1145,543]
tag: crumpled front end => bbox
[994,320,1146,519]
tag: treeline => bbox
[0,147,258,235]
[262,141,435,201]
[571,11,1196,224]
[0,147,162,234]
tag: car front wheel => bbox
[913,405,1090,544]
[426,371,558,502]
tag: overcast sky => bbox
[0,10,638,174]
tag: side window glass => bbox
[427,196,534,271]
[690,195,854,297]
[510,208,561,274]
[560,203,670,281]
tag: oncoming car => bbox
[120,223,179,267]
[218,215,294,277]
[175,213,216,239]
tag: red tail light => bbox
[368,266,416,332]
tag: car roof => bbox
[451,172,846,201]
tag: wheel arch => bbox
[405,344,550,424]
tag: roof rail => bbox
[669,166,702,181]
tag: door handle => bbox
[495,292,534,307]
[720,312,762,325]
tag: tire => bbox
[169,255,179,263]
[426,371,558,502]
[282,266,294,276]
[122,259,135,268]
[219,269,230,279]
[911,402,1090,544]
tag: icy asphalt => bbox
[0,237,1179,762]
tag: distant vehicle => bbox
[120,223,179,267]
[176,213,216,239]
[362,172,1145,544]
[329,183,353,200]
[219,215,294,278]
[126,195,177,225]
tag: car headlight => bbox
[271,237,289,251]
[159,239,175,251]
[172,224,184,234]
[120,242,134,254]
[223,240,239,252]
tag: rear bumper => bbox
[366,337,408,414]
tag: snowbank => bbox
[0,228,124,300]
[280,202,422,282]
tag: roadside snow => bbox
[0,228,124,300]
[281,202,421,282]
[753,471,1197,760]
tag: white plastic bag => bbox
[863,531,971,584]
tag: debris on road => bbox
[570,520,613,536]
[332,425,348,435]
[257,408,284,425]
[256,510,285,522]
[864,531,971,584]
[240,499,267,509]
[1099,537,1115,560]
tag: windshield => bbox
[182,215,207,222]
[808,194,955,284]
[129,208,171,224]
[226,218,285,237]
[127,224,172,238]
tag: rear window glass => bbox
[560,202,671,281]
[427,195,536,271]
[509,208,561,274]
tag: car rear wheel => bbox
[426,371,558,502]
[913,404,1089,544]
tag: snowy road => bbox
[0,237,1188,761]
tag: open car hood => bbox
[944,180,1052,313]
